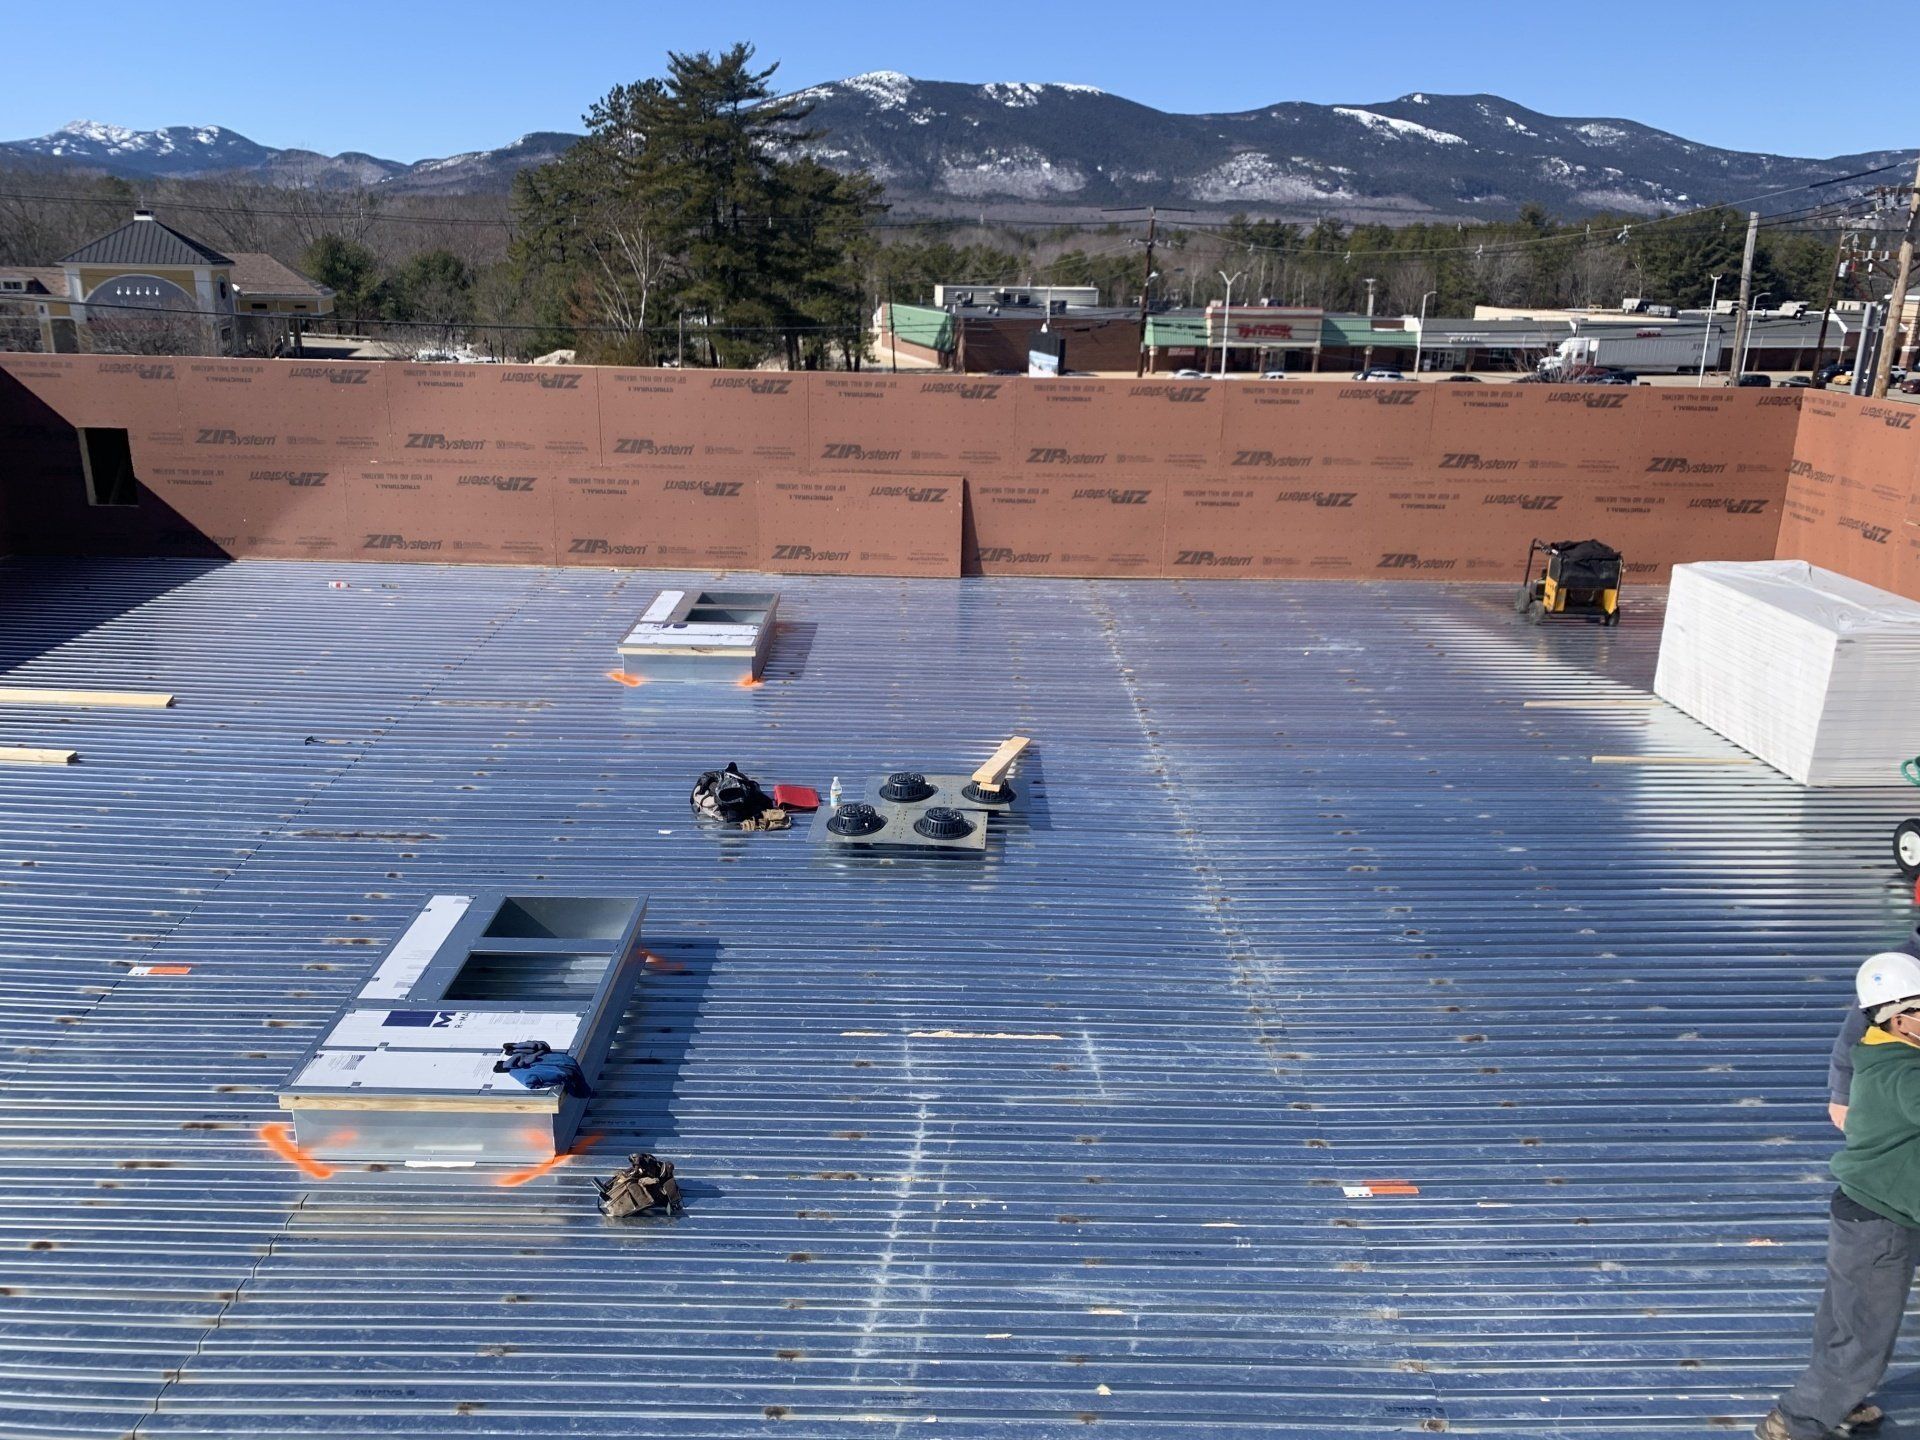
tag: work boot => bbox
[1843,1402,1885,1433]
[1753,1410,1842,1440]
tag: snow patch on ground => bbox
[1053,83,1106,95]
[937,147,1087,197]
[1332,108,1466,144]
[1575,122,1630,145]
[1501,114,1538,137]
[1189,153,1354,203]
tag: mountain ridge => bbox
[3,78,1908,220]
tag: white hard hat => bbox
[1857,952,1920,1013]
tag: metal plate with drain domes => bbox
[858,772,1016,812]
[809,796,990,852]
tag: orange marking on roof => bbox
[605,670,644,687]
[643,950,687,973]
[259,1122,334,1180]
[496,1133,600,1188]
[737,676,763,689]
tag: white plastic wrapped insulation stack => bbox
[1654,560,1920,786]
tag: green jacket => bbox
[1833,1027,1920,1227]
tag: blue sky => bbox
[2,0,1903,161]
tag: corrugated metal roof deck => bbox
[1,558,1917,1439]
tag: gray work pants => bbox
[1778,1189,1917,1438]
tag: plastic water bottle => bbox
[829,777,843,807]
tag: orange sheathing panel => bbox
[138,456,351,559]
[335,464,555,564]
[1160,477,1381,578]
[1015,378,1224,478]
[384,363,599,463]
[552,468,759,569]
[809,373,1016,472]
[599,369,806,470]
[174,358,389,454]
[967,475,1168,577]
[1779,391,1920,598]
[758,471,961,576]
[1223,382,1434,478]
[0,353,186,450]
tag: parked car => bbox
[1352,368,1408,382]
[1900,375,1920,395]
[1735,373,1773,387]
[1570,370,1636,385]
[1827,370,1855,389]
[1441,374,1484,382]
[1780,376,1813,388]
[1172,368,1210,379]
[1814,362,1850,388]
[1260,370,1290,380]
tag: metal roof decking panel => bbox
[0,559,1916,1437]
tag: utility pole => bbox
[1108,204,1192,376]
[1725,210,1759,386]
[1133,206,1158,377]
[1805,233,1848,376]
[1871,156,1920,397]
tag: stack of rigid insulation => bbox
[1654,560,1920,786]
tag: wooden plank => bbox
[970,735,1032,786]
[0,747,76,766]
[1591,754,1756,766]
[0,688,173,709]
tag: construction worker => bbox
[1759,951,1920,1439]
[1827,925,1920,1131]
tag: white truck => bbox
[1538,327,1718,378]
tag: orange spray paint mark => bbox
[259,1122,334,1180]
[605,670,644,688]
[496,1133,600,1188]
[737,676,763,689]
[643,950,687,974]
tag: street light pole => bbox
[1361,277,1378,372]
[1413,289,1437,377]
[1697,274,1721,386]
[1217,269,1244,378]
[1739,291,1772,380]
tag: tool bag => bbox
[690,762,772,824]
[596,1152,684,1218]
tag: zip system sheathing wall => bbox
[0,558,1917,1437]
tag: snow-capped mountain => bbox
[3,81,1908,219]
[784,74,1911,218]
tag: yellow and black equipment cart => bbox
[1515,538,1622,626]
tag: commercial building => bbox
[0,209,332,355]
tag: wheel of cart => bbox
[1896,757,1920,881]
